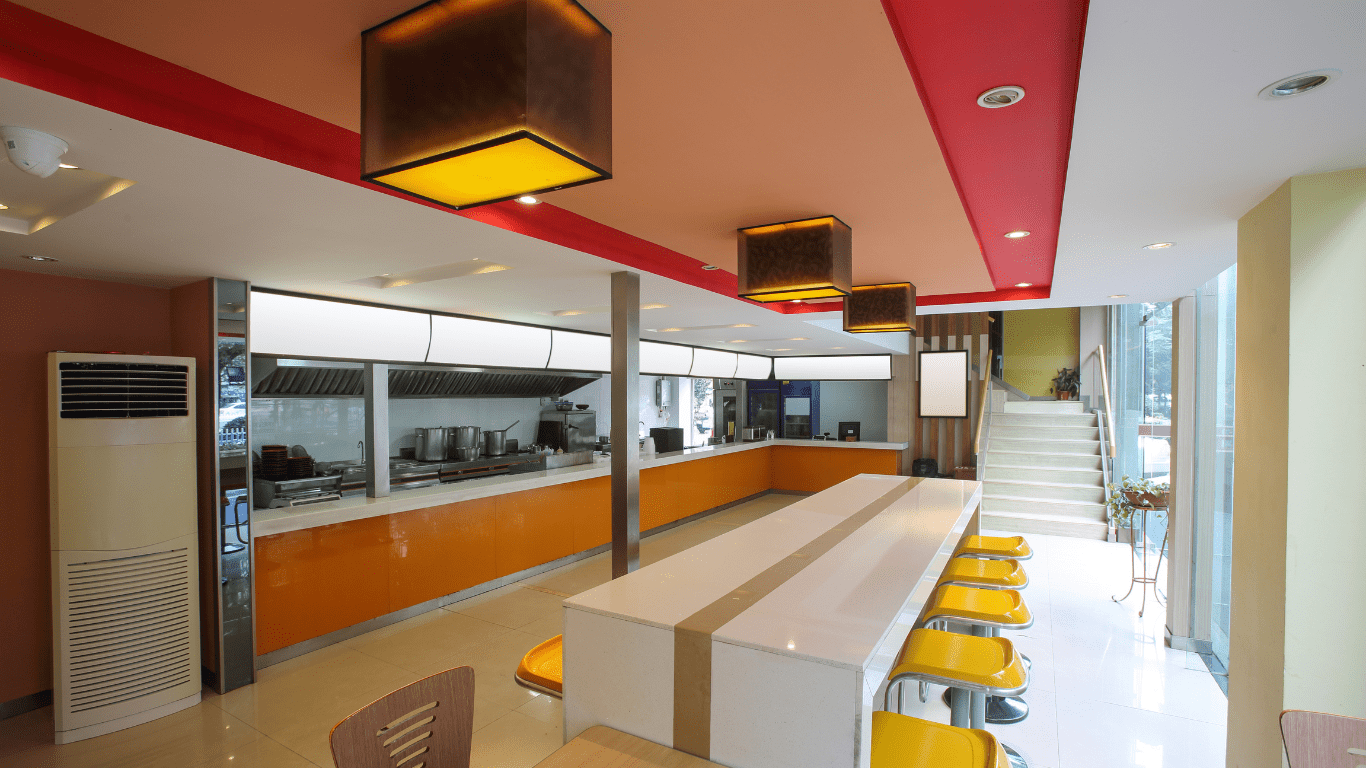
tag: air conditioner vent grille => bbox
[63,548,194,714]
[58,362,189,419]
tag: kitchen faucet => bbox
[358,440,365,465]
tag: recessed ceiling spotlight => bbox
[1109,294,1128,299]
[726,339,749,343]
[768,348,793,352]
[788,337,809,341]
[639,303,669,310]
[978,85,1025,108]
[1143,242,1174,250]
[0,203,7,210]
[830,346,845,350]
[1259,69,1340,100]
[1015,282,1033,288]
[58,163,79,169]
[728,323,755,328]
[701,264,720,271]
[516,195,540,204]
[1004,230,1030,239]
[657,327,683,332]
[22,254,58,262]
[791,299,802,303]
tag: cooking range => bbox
[254,450,546,509]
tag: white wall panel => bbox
[640,342,693,376]
[690,348,738,378]
[427,315,551,368]
[773,355,892,381]
[735,354,773,380]
[251,292,430,362]
[549,330,611,372]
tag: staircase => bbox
[980,399,1109,540]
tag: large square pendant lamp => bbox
[361,0,612,210]
[736,216,853,302]
[843,282,917,333]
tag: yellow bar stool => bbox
[937,558,1028,591]
[922,584,1033,736]
[871,711,1007,768]
[514,635,563,698]
[954,534,1033,561]
[883,628,1028,729]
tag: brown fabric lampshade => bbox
[361,0,612,211]
[843,282,917,333]
[736,216,853,302]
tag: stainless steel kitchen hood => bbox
[251,358,599,399]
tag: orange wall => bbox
[0,268,175,705]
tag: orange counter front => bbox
[253,444,899,656]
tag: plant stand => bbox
[1112,503,1169,617]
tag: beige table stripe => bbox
[671,478,922,759]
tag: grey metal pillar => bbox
[364,362,389,498]
[610,271,641,578]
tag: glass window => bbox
[684,378,714,446]
[1109,301,1173,547]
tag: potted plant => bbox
[1050,367,1080,400]
[1105,475,1170,535]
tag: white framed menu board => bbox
[919,349,969,418]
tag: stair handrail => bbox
[1096,344,1117,459]
[973,372,991,456]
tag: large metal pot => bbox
[482,420,520,457]
[414,427,449,461]
[448,426,480,454]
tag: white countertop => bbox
[564,475,980,671]
[252,438,907,537]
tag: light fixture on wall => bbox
[737,215,852,302]
[843,282,916,334]
[361,0,612,210]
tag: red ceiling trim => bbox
[877,0,1090,296]
[0,0,757,305]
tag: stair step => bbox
[992,425,1100,441]
[984,479,1106,504]
[992,412,1098,428]
[1003,400,1086,414]
[989,438,1102,456]
[980,511,1109,540]
[986,451,1103,470]
[982,494,1108,520]
[986,465,1103,485]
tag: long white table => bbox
[562,475,982,768]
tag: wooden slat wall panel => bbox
[911,311,990,475]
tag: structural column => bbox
[1228,167,1366,767]
[364,362,389,498]
[610,271,641,577]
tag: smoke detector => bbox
[2,126,70,178]
[978,86,1026,108]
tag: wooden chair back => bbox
[330,666,475,768]
[1281,709,1366,768]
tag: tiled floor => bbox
[0,494,1227,768]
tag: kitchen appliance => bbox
[482,420,520,457]
[414,427,449,461]
[838,421,861,442]
[448,426,481,461]
[254,474,343,508]
[642,436,656,455]
[714,381,738,442]
[650,426,685,453]
[538,409,597,454]
[742,427,768,442]
[48,353,201,743]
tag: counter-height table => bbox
[562,475,982,768]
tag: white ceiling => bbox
[0,78,901,357]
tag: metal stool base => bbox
[941,689,1029,724]
[1004,743,1029,768]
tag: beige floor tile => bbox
[411,629,548,711]
[469,710,562,768]
[337,604,466,649]
[13,701,264,768]
[519,612,564,641]
[472,692,516,732]
[515,691,563,726]
[347,610,516,673]
[0,704,55,761]
[189,735,317,768]
[521,555,612,597]
[446,585,567,630]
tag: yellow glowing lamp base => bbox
[740,287,849,303]
[369,134,605,209]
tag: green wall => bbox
[1002,308,1080,397]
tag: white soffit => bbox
[427,315,552,369]
[251,292,430,362]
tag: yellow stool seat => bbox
[923,585,1032,630]
[515,635,563,697]
[938,558,1028,590]
[955,535,1032,560]
[888,628,1027,696]
[871,711,1006,768]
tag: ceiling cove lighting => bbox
[1003,230,1030,239]
[361,0,612,211]
[843,282,916,334]
[1143,242,1174,250]
[737,216,852,302]
[1259,69,1340,100]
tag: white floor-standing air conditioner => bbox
[48,352,200,744]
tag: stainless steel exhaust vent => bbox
[251,359,599,400]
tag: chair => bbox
[516,635,564,698]
[330,666,474,768]
[955,535,1032,561]
[1280,709,1366,767]
[871,711,1007,768]
[883,627,1028,730]
[938,558,1028,590]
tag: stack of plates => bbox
[287,456,315,479]
[260,445,289,480]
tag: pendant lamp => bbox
[736,216,852,302]
[361,0,612,210]
[843,282,917,334]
